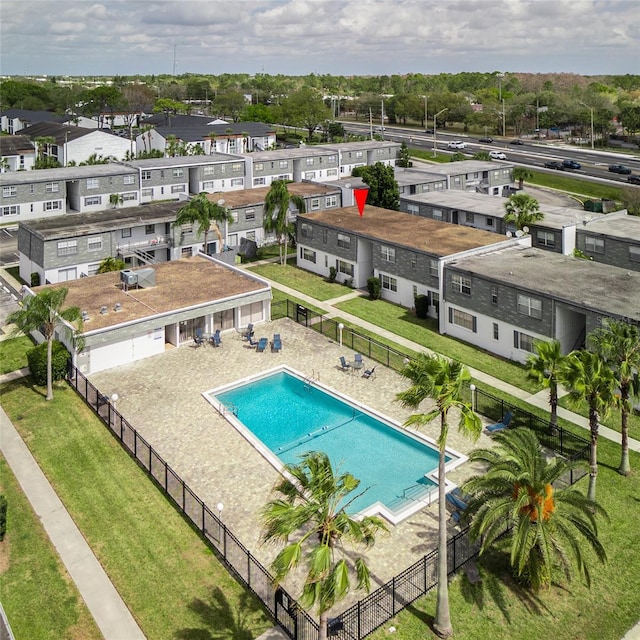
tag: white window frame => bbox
[84,195,102,206]
[537,231,555,248]
[381,245,396,263]
[123,174,135,185]
[310,198,320,210]
[44,200,62,211]
[57,240,78,256]
[171,185,186,193]
[517,294,542,319]
[86,178,99,190]
[45,182,59,193]
[337,233,350,249]
[326,195,338,207]
[449,307,477,332]
[88,236,102,251]
[1,205,19,217]
[337,260,353,276]
[301,247,316,263]
[514,331,535,352]
[141,170,152,181]
[451,274,471,295]
[380,274,397,292]
[585,235,604,254]
[2,186,17,197]
[172,168,184,178]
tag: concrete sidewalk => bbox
[0,405,146,640]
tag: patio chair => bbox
[354,353,364,365]
[248,335,260,347]
[362,366,376,380]
[485,409,514,434]
[271,334,282,353]
[194,329,205,347]
[338,356,351,372]
[242,323,254,340]
[256,337,268,353]
[210,329,222,347]
[446,487,469,512]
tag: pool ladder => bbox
[220,402,238,417]
[303,370,320,391]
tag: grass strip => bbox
[0,379,272,640]
[0,336,32,374]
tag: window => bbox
[203,165,215,175]
[451,274,471,295]
[245,208,255,221]
[301,222,313,238]
[380,274,397,292]
[310,198,320,210]
[145,224,155,235]
[203,180,215,189]
[453,176,461,185]
[29,184,35,194]
[230,178,244,187]
[327,168,338,177]
[44,200,62,211]
[122,228,132,238]
[3,186,17,197]
[181,247,192,258]
[45,182,59,193]
[301,248,316,263]
[410,253,417,270]
[465,211,475,224]
[585,235,604,254]
[325,195,338,207]
[88,236,102,251]
[630,246,640,262]
[381,245,396,263]
[486,217,494,227]
[537,231,555,248]
[86,178,99,189]
[122,192,137,201]
[491,286,498,305]
[514,331,535,353]
[123,174,135,185]
[84,196,102,206]
[57,240,78,256]
[429,259,438,278]
[246,231,256,241]
[449,307,477,332]
[279,160,288,169]
[87,263,100,276]
[254,162,264,171]
[337,260,353,276]
[328,155,336,163]
[253,177,266,186]
[432,208,443,220]
[337,233,350,249]
[304,171,316,180]
[171,185,186,193]
[322,228,328,243]
[232,163,243,172]
[407,203,419,214]
[517,294,542,319]
[141,170,152,181]
[355,151,363,158]
[306,157,314,166]
[172,168,183,178]
[493,322,499,340]
[1,205,19,217]
[141,188,153,197]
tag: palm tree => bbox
[560,350,617,501]
[263,180,306,265]
[7,287,83,401]
[512,166,533,190]
[503,193,543,231]
[396,354,482,638]
[173,193,233,255]
[526,339,565,433]
[261,451,387,640]
[462,428,607,591]
[587,321,640,476]
[97,256,126,273]
[109,193,124,209]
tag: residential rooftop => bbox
[581,213,640,240]
[38,256,269,332]
[303,205,506,256]
[451,245,640,321]
[0,163,137,184]
[205,182,340,208]
[414,159,506,175]
[123,154,243,169]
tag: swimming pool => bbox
[205,367,466,524]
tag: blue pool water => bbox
[213,370,450,516]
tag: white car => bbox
[447,140,467,149]
[489,150,507,160]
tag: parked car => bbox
[447,140,467,149]
[424,128,434,134]
[479,136,494,143]
[544,161,564,170]
[628,175,640,185]
[489,150,507,160]
[510,139,524,145]
[562,159,582,170]
[608,164,632,175]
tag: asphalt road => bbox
[0,226,19,267]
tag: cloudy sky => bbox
[1,0,638,78]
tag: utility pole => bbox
[172,44,177,76]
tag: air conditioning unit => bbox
[120,269,137,286]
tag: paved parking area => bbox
[90,317,491,612]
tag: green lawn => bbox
[0,456,101,640]
[0,336,33,374]
[0,379,272,640]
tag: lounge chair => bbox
[256,337,268,353]
[485,409,514,434]
[338,356,351,372]
[248,335,259,347]
[271,334,282,353]
[210,329,222,347]
[362,366,376,380]
[446,488,469,512]
[242,323,254,340]
[194,329,205,347]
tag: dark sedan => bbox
[478,136,494,143]
[562,159,582,170]
[544,161,564,170]
[609,164,632,175]
[628,175,640,185]
[510,139,524,145]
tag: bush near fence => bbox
[66,301,590,640]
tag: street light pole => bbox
[424,95,428,129]
[580,102,595,150]
[433,108,448,158]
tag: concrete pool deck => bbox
[89,317,491,613]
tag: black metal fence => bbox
[67,301,590,640]
[67,367,319,640]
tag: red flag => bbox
[354,188,369,216]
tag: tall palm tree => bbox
[587,321,640,476]
[7,287,83,401]
[261,451,387,640]
[512,166,533,190]
[263,180,306,265]
[462,428,607,591]
[560,350,617,501]
[526,339,566,433]
[173,193,233,255]
[503,192,543,231]
[396,354,482,638]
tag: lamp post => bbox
[580,102,595,150]
[433,108,448,158]
[497,73,506,137]
[111,393,119,412]
[338,322,344,347]
[424,95,428,130]
[469,384,476,410]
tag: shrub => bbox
[367,277,381,300]
[328,266,337,283]
[30,272,41,287]
[26,340,71,386]
[0,494,6,541]
[415,294,429,319]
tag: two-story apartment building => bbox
[575,214,640,272]
[442,245,640,363]
[336,141,400,176]
[411,160,513,195]
[0,135,36,172]
[0,109,68,134]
